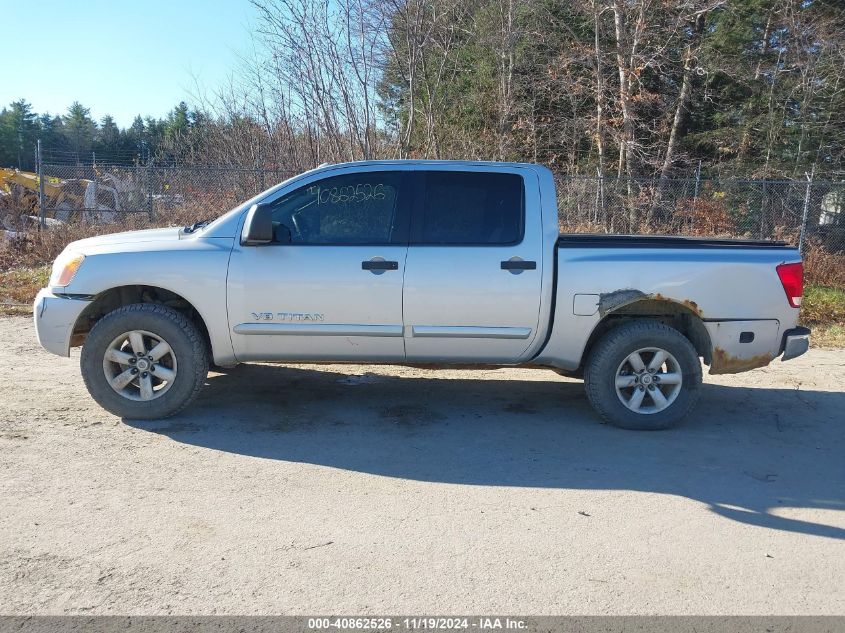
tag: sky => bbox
[1,0,258,126]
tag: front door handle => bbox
[501,259,536,271]
[362,259,398,272]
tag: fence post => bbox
[90,151,97,224]
[147,161,155,222]
[798,164,815,254]
[593,167,604,224]
[692,160,702,203]
[37,139,46,228]
[691,160,702,234]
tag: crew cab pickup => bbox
[34,161,810,429]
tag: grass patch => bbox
[809,323,845,348]
[800,286,845,325]
[800,287,845,348]
[0,265,49,313]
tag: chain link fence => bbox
[9,156,845,254]
[556,176,845,252]
[30,163,295,225]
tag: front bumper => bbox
[781,326,811,362]
[33,288,91,357]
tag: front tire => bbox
[81,304,208,419]
[584,321,702,430]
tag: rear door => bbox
[402,167,544,363]
[227,167,411,362]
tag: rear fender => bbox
[704,320,781,374]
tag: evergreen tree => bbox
[0,100,39,170]
[95,114,122,157]
[165,102,191,140]
[61,102,97,159]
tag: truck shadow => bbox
[125,364,845,541]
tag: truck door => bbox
[227,168,411,362]
[402,168,544,363]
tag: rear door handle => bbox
[501,260,536,271]
[362,260,399,271]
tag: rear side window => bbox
[416,171,524,245]
[268,171,404,244]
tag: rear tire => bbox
[81,304,208,419]
[584,320,701,430]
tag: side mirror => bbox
[241,203,273,246]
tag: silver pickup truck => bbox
[34,160,810,429]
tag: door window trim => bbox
[408,170,526,247]
[254,169,412,247]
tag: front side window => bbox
[417,171,524,245]
[268,171,403,244]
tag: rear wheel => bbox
[81,304,208,419]
[584,321,701,430]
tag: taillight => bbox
[776,262,803,308]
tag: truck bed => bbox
[558,234,792,249]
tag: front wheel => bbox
[81,304,208,419]
[584,321,702,430]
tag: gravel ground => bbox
[0,315,843,615]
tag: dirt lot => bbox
[0,315,843,615]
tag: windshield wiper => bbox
[183,219,211,234]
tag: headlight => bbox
[49,252,86,287]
